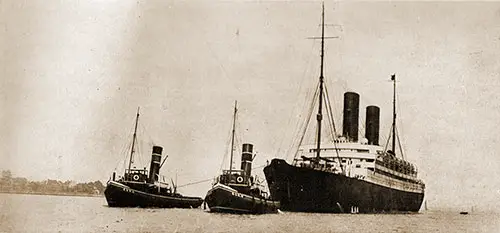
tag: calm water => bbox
[1,193,499,233]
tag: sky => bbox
[1,0,500,212]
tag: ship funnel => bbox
[365,105,380,145]
[148,146,163,183]
[342,92,360,142]
[240,143,253,177]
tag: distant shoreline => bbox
[0,190,103,198]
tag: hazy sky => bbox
[2,0,500,212]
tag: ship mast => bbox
[391,74,396,154]
[229,101,237,173]
[315,3,326,162]
[127,107,140,175]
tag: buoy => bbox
[236,176,243,183]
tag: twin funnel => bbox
[342,92,380,145]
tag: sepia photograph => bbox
[1,0,499,232]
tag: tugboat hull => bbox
[264,159,424,213]
[204,183,280,214]
[104,181,203,208]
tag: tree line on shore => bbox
[0,170,105,196]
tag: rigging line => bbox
[139,121,155,148]
[177,178,213,188]
[234,115,243,156]
[115,128,132,171]
[396,127,405,160]
[291,82,320,161]
[219,121,234,172]
[117,119,138,171]
[135,126,145,168]
[323,77,342,124]
[282,79,317,161]
[116,138,132,172]
[275,26,321,159]
[285,39,323,157]
[323,86,336,142]
[324,85,339,138]
[324,85,344,173]
[358,118,366,141]
[383,124,393,154]
[288,82,319,160]
[291,81,319,148]
[395,89,407,155]
[251,164,267,170]
[135,137,142,168]
[285,26,323,160]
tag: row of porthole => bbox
[232,192,244,198]
[122,188,133,193]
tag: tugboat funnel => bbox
[149,146,163,183]
[241,143,253,177]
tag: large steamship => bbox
[263,4,425,213]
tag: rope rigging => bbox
[291,82,320,161]
[323,85,344,172]
[113,117,139,173]
[272,27,320,161]
[177,163,270,189]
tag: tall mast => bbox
[391,74,396,153]
[128,107,140,174]
[315,2,325,162]
[229,101,237,173]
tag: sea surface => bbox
[1,193,499,233]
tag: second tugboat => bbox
[104,108,204,208]
[204,101,280,214]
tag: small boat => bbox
[204,101,280,214]
[104,108,204,208]
[460,206,474,215]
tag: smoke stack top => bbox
[365,105,380,145]
[148,146,163,183]
[241,143,253,177]
[342,92,360,142]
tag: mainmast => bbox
[391,74,396,153]
[229,101,237,173]
[128,107,140,175]
[315,3,326,162]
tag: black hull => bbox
[204,184,280,214]
[264,159,424,213]
[104,181,203,208]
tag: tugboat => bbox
[204,102,280,214]
[104,108,204,208]
[263,3,425,213]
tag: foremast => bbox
[315,3,326,163]
[391,74,396,154]
[229,101,237,173]
[127,107,140,178]
[389,74,405,160]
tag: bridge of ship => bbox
[216,170,253,187]
[215,169,271,199]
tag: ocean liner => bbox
[204,102,279,214]
[104,108,204,208]
[263,4,425,213]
